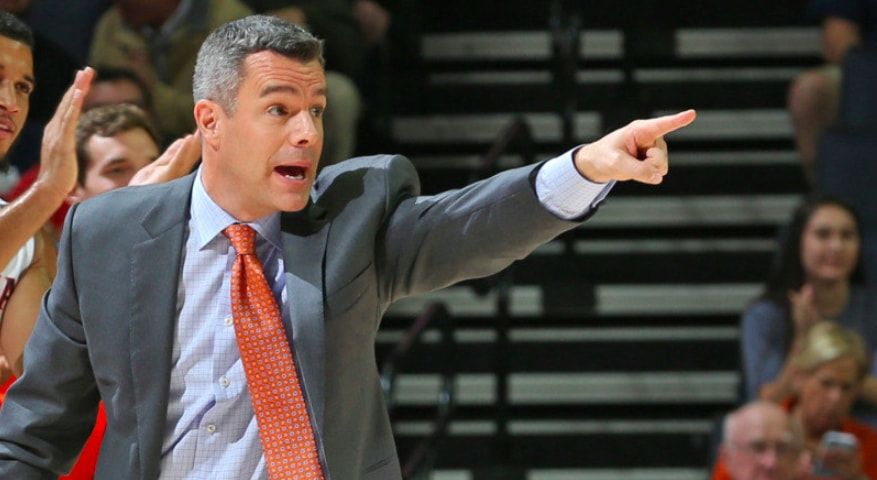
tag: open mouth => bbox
[275,165,307,180]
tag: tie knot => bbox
[224,224,256,255]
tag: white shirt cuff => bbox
[535,146,615,220]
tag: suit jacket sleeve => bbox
[375,155,583,304]
[0,203,101,478]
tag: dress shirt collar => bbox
[190,168,281,251]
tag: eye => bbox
[104,165,133,177]
[841,229,858,241]
[309,106,324,118]
[15,82,32,95]
[814,228,832,240]
[268,105,288,116]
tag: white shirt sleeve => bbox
[535,146,615,220]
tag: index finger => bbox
[637,109,697,140]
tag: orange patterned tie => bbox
[224,224,324,480]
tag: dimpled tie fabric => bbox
[224,224,324,480]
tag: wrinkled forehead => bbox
[241,51,325,88]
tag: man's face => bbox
[200,52,325,221]
[0,35,33,159]
[724,408,801,480]
[73,127,159,201]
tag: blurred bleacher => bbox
[375,1,816,479]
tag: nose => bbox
[758,448,779,469]
[0,80,21,113]
[288,110,319,147]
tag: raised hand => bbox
[35,67,95,200]
[573,110,696,184]
[128,131,201,187]
[789,284,822,338]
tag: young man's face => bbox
[0,35,34,160]
[73,127,159,201]
[200,52,326,221]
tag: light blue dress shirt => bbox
[158,151,612,479]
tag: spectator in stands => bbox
[790,322,877,478]
[788,0,876,184]
[713,401,808,480]
[240,0,365,166]
[70,103,192,203]
[741,195,877,419]
[89,0,251,140]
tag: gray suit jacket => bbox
[0,155,582,479]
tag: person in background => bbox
[741,195,877,424]
[790,322,876,478]
[714,401,809,480]
[787,0,876,184]
[89,0,250,140]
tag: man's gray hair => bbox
[193,15,324,113]
[722,401,803,448]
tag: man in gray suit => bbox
[0,14,696,480]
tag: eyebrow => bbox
[259,84,327,98]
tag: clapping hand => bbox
[128,131,201,187]
[35,67,95,199]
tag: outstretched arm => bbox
[377,110,697,302]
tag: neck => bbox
[792,406,830,449]
[809,278,851,319]
[200,165,270,222]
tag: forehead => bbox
[735,409,790,442]
[808,205,856,227]
[0,35,33,75]
[87,128,158,158]
[239,51,325,92]
[811,356,860,381]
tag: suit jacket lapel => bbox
[280,202,330,439]
[129,174,194,479]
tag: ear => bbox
[194,99,223,150]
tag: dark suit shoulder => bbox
[315,154,411,186]
[311,154,421,224]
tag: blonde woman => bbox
[789,322,876,479]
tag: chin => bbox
[277,197,310,212]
